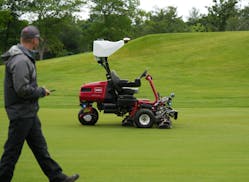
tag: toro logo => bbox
[94,87,103,93]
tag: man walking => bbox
[0,25,79,182]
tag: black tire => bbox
[134,109,155,128]
[78,108,99,125]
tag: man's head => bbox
[20,25,41,50]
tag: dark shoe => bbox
[62,174,79,182]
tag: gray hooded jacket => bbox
[1,44,46,120]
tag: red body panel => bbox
[79,81,108,102]
[145,75,159,104]
[138,99,153,105]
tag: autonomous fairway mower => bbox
[78,40,178,128]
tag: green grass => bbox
[0,32,249,181]
[1,32,248,108]
[0,108,249,182]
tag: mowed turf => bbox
[0,32,249,181]
[0,108,248,182]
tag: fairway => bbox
[0,108,249,182]
[0,32,249,181]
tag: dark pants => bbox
[0,116,66,182]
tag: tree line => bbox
[0,0,249,60]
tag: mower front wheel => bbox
[134,109,155,128]
[78,108,99,125]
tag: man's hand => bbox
[44,88,51,96]
[42,87,56,97]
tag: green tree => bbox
[88,0,139,40]
[77,19,95,52]
[142,7,188,34]
[0,0,28,52]
[226,5,249,30]
[24,0,86,59]
[187,8,207,32]
[238,6,249,30]
[131,9,150,37]
[0,0,86,59]
[59,17,83,55]
[206,0,239,31]
[190,23,206,32]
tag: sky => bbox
[139,0,213,20]
[139,0,248,20]
[76,0,248,21]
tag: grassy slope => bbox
[113,32,249,107]
[0,32,249,182]
[1,31,248,108]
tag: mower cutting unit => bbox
[78,40,178,129]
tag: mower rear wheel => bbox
[134,109,155,128]
[78,108,99,125]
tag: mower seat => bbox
[111,70,140,95]
[121,87,139,95]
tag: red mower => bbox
[78,40,178,129]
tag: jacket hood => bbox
[1,45,23,64]
[1,44,35,64]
